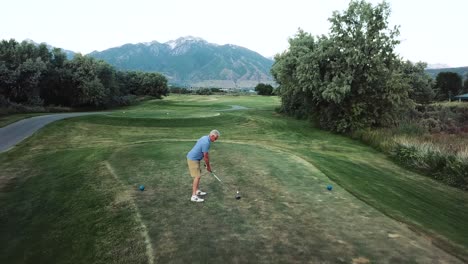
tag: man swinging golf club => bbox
[187,129,220,202]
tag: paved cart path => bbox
[0,112,109,153]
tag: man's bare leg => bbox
[192,176,200,196]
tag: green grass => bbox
[1,94,467,263]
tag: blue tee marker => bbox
[139,185,145,191]
[327,185,333,191]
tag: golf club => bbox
[206,165,241,200]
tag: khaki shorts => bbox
[187,159,202,178]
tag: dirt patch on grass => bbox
[352,257,370,264]
[0,175,17,192]
[0,165,38,192]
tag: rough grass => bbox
[353,127,468,190]
[1,94,467,263]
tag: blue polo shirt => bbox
[187,135,211,161]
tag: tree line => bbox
[0,39,168,111]
[271,0,468,133]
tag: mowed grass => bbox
[1,94,467,263]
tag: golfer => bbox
[187,130,220,202]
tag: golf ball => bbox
[139,185,145,191]
[327,185,333,191]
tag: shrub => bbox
[352,128,396,153]
[196,88,212,95]
[419,118,442,133]
[111,95,138,106]
[414,103,466,134]
[169,87,192,94]
[390,138,468,190]
[353,126,468,190]
[396,121,426,136]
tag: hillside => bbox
[88,36,275,88]
[24,39,75,60]
[425,66,468,79]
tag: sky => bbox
[1,0,467,67]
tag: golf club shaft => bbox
[211,171,238,191]
[211,172,222,182]
[210,172,241,199]
[204,162,239,191]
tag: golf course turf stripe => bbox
[105,161,155,264]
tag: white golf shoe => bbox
[191,195,204,202]
[196,190,207,196]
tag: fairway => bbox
[1,95,467,263]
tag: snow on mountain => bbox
[88,36,275,88]
[165,36,208,50]
[143,40,160,46]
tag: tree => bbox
[435,72,462,101]
[271,30,318,118]
[95,60,119,104]
[116,71,141,95]
[138,72,168,98]
[0,39,169,110]
[66,55,108,106]
[0,61,14,101]
[401,61,434,104]
[196,88,212,95]
[254,83,274,95]
[0,39,20,67]
[272,1,410,132]
[39,48,72,106]
[0,39,47,104]
[14,58,47,104]
[463,74,468,94]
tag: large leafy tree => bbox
[401,61,434,104]
[14,58,47,104]
[435,72,462,100]
[272,30,319,118]
[464,74,468,94]
[115,71,168,98]
[272,0,410,132]
[39,48,72,105]
[116,71,141,95]
[254,83,274,95]
[0,61,14,103]
[138,72,168,98]
[66,55,108,106]
[0,40,48,104]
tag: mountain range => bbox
[24,39,75,60]
[19,37,468,87]
[426,63,451,69]
[88,36,275,89]
[425,67,468,79]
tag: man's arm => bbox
[203,152,211,172]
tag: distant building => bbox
[453,93,468,102]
